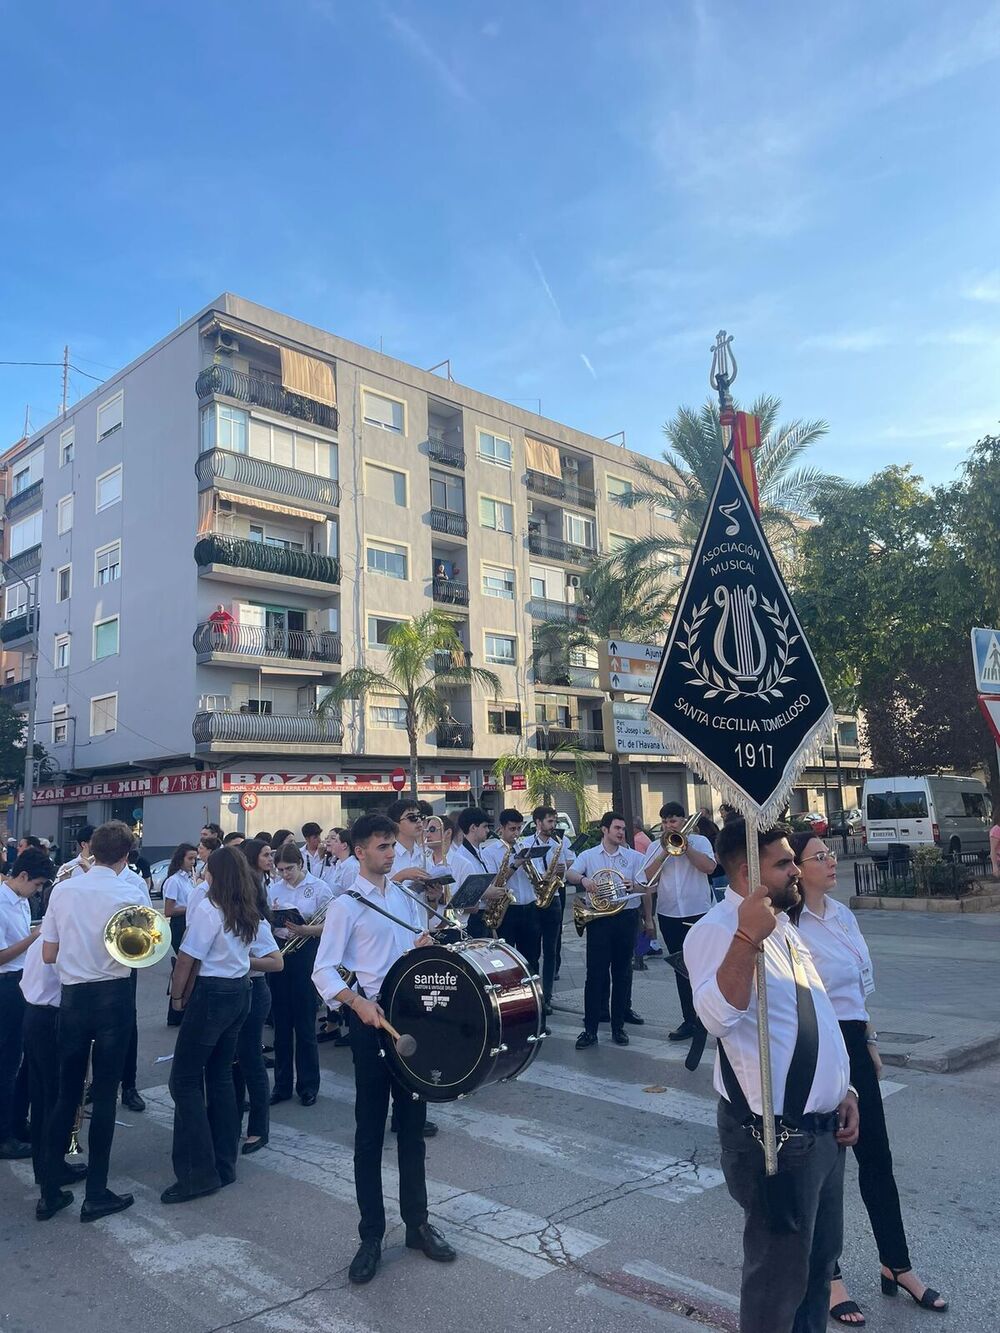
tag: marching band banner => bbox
[647,456,833,824]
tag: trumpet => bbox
[640,812,701,888]
[573,867,632,935]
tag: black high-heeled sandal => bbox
[880,1267,948,1311]
[830,1298,865,1325]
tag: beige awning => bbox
[525,436,561,478]
[216,489,325,524]
[196,490,215,535]
[281,347,337,407]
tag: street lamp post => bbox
[1,560,38,836]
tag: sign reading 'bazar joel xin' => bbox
[648,457,832,821]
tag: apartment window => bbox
[477,431,512,467]
[60,427,75,467]
[479,496,513,533]
[4,578,34,620]
[608,532,630,554]
[563,512,595,548]
[93,616,120,661]
[97,391,124,440]
[56,565,72,602]
[200,403,248,453]
[607,476,633,501]
[482,565,515,600]
[95,541,121,585]
[54,634,71,669]
[363,390,404,434]
[366,541,408,581]
[244,696,274,715]
[430,470,465,514]
[248,419,336,478]
[9,511,42,556]
[369,694,408,728]
[52,706,69,746]
[90,693,118,735]
[654,502,674,521]
[365,462,408,507]
[485,633,516,666]
[488,704,522,736]
[12,449,42,493]
[4,670,13,684]
[57,495,74,535]
[96,465,122,511]
[247,523,304,551]
[367,615,406,648]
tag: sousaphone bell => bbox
[104,904,172,968]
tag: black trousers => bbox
[718,1098,845,1333]
[349,1010,427,1242]
[500,903,541,973]
[22,1003,61,1183]
[268,941,320,1098]
[539,897,562,1003]
[0,970,25,1141]
[233,975,272,1141]
[169,976,250,1193]
[835,1019,910,1273]
[42,978,133,1202]
[555,883,566,974]
[583,908,638,1033]
[657,913,705,1026]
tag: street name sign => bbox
[602,701,673,756]
[599,639,664,694]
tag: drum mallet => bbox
[379,1016,417,1057]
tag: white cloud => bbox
[579,353,597,380]
[528,250,563,321]
[961,271,1000,303]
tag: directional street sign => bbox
[599,639,664,695]
[602,701,674,756]
[971,627,1000,694]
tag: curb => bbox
[880,1030,1000,1073]
[851,893,1000,912]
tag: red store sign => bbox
[222,771,471,795]
[29,771,219,807]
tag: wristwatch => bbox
[866,1030,878,1045]
[847,1084,859,1099]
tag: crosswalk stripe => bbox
[575,1281,724,1331]
[519,1061,719,1125]
[623,1259,741,1315]
[139,1085,607,1280]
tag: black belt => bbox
[0,969,24,983]
[722,1101,839,1135]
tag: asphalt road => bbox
[3,911,996,1333]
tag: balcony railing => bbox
[525,469,596,510]
[432,650,472,675]
[432,577,470,607]
[0,680,29,705]
[5,546,41,579]
[192,710,344,746]
[194,535,340,585]
[528,597,588,623]
[193,622,342,664]
[5,479,43,520]
[427,435,465,469]
[196,448,341,511]
[0,611,36,645]
[197,363,338,431]
[436,721,474,749]
[534,665,602,690]
[536,726,605,753]
[430,508,468,538]
[527,532,598,565]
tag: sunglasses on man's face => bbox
[402,813,422,823]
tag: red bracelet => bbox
[734,929,763,953]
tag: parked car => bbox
[828,807,863,835]
[789,811,828,836]
[150,859,171,899]
[862,774,993,857]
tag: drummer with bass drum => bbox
[312,813,455,1287]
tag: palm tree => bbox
[611,394,841,571]
[491,744,595,825]
[317,610,500,800]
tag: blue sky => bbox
[2,0,998,485]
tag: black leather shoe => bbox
[299,1092,317,1107]
[121,1088,146,1113]
[269,1090,292,1106]
[405,1222,456,1262]
[241,1136,268,1155]
[57,1161,88,1185]
[575,1031,598,1050]
[348,1239,382,1285]
[0,1137,32,1159]
[624,1009,645,1025]
[612,1028,629,1046]
[160,1181,220,1205]
[36,1190,74,1221]
[81,1190,134,1222]
[668,1020,697,1042]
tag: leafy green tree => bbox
[491,745,595,825]
[0,700,53,795]
[317,610,500,800]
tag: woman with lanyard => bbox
[321,827,359,895]
[163,843,199,1026]
[233,842,282,1154]
[163,846,281,1204]
[268,842,333,1107]
[790,832,948,1325]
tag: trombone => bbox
[638,812,701,889]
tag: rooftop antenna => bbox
[426,359,454,381]
[60,345,69,416]
[603,430,626,447]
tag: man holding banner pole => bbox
[647,332,858,1332]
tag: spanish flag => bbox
[732,411,762,515]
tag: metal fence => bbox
[853,848,996,897]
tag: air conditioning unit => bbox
[212,330,239,354]
[567,574,582,588]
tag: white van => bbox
[862,775,993,857]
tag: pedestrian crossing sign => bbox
[971,626,1000,693]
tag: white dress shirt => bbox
[0,882,32,973]
[249,918,279,960]
[163,870,195,910]
[517,833,576,906]
[573,844,647,911]
[313,873,426,1001]
[325,855,361,896]
[391,841,427,877]
[481,838,533,905]
[454,838,490,873]
[301,845,326,878]
[181,898,251,978]
[795,897,874,1023]
[42,865,153,986]
[684,889,850,1116]
[20,935,61,1006]
[53,853,90,884]
[651,834,716,918]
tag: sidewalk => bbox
[550,896,1000,1073]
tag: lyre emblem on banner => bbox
[713,586,767,682]
[680,584,799,703]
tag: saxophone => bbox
[481,845,517,934]
[533,838,565,911]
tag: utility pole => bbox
[60,345,69,416]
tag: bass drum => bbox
[378,938,544,1102]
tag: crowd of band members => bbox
[0,803,948,1327]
